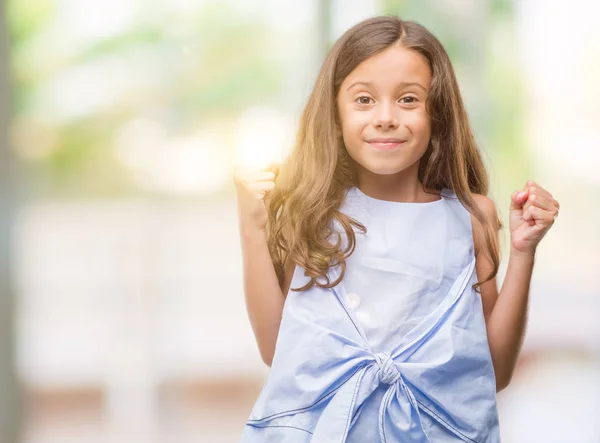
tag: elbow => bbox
[495,372,513,393]
[261,354,273,367]
[260,348,274,367]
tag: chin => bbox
[355,158,410,176]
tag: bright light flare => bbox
[234,107,294,173]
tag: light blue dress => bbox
[240,186,501,442]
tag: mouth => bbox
[366,138,407,151]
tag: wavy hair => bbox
[267,16,501,293]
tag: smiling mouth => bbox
[366,140,406,150]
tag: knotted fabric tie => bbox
[375,351,401,385]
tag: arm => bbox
[472,182,559,392]
[471,194,531,392]
[234,167,295,367]
[240,225,295,367]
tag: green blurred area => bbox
[8,1,284,197]
[7,0,528,199]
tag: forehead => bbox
[341,44,432,90]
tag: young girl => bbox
[234,16,559,442]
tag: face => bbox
[337,44,432,181]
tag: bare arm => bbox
[234,167,294,367]
[472,194,529,392]
[240,225,294,366]
[487,246,534,391]
[473,183,558,392]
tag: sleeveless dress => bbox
[240,186,501,442]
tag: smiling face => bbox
[337,43,432,185]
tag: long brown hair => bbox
[267,16,501,294]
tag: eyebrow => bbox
[345,81,427,93]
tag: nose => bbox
[373,101,399,131]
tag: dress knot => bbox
[374,352,401,385]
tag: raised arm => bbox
[234,168,294,367]
[472,181,559,391]
[472,193,522,392]
[239,227,294,366]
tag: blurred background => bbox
[1,0,599,442]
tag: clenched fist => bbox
[233,165,279,233]
[509,180,560,255]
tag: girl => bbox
[234,16,559,443]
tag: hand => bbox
[233,164,279,233]
[509,180,560,256]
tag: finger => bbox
[252,171,276,182]
[525,180,548,193]
[522,204,536,226]
[260,184,276,201]
[523,180,560,214]
[263,186,276,201]
[252,180,275,197]
[234,162,275,178]
[522,193,558,214]
[524,184,555,207]
[529,187,560,215]
[234,170,275,191]
[527,185,554,202]
[266,163,280,176]
[523,205,556,227]
[252,179,275,192]
[510,189,529,210]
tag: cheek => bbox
[340,113,368,145]
[342,110,368,131]
[404,110,431,138]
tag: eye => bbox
[355,96,373,105]
[400,96,418,104]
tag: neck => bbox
[356,165,439,203]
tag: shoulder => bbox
[470,194,500,231]
[469,193,501,256]
[444,190,498,229]
[471,194,498,220]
